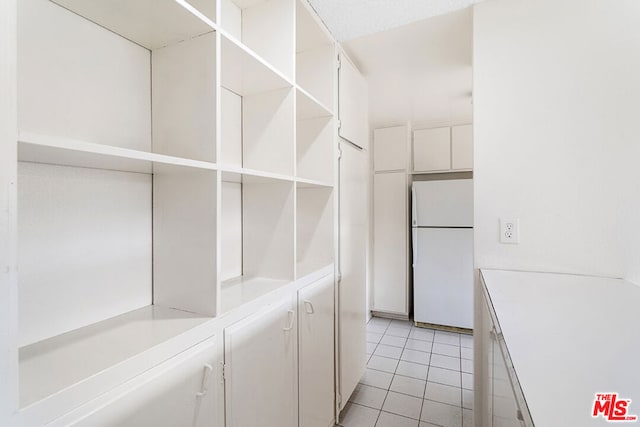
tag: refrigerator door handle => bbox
[412,227,418,268]
[411,185,418,227]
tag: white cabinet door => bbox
[413,127,451,172]
[298,275,335,427]
[50,337,222,427]
[482,290,527,427]
[338,53,368,150]
[224,297,297,427]
[373,126,408,171]
[373,173,408,315]
[337,140,367,410]
[451,124,473,170]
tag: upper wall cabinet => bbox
[413,127,450,172]
[373,125,409,171]
[413,125,473,173]
[338,53,368,149]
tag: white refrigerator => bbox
[412,179,473,329]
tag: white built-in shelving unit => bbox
[9,0,337,421]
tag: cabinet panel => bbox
[298,275,335,427]
[337,141,367,409]
[373,126,408,171]
[225,297,297,427]
[451,125,473,170]
[483,290,526,427]
[373,173,408,315]
[413,127,450,172]
[52,337,221,427]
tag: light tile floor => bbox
[338,317,474,427]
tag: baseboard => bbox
[371,310,410,320]
[414,321,473,335]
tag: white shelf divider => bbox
[18,132,219,173]
[296,177,333,188]
[296,87,332,120]
[220,165,295,184]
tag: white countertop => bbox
[481,269,640,427]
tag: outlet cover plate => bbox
[500,218,520,244]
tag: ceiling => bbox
[308,0,481,42]
[309,1,475,129]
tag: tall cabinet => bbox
[372,126,411,318]
[0,0,368,425]
[371,123,474,320]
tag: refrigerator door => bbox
[412,180,473,227]
[413,228,473,329]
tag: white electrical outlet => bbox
[500,218,520,244]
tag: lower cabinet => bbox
[482,292,528,427]
[224,296,298,427]
[298,275,335,427]
[49,337,222,427]
[52,276,337,427]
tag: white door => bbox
[224,297,297,427]
[373,172,408,315]
[298,274,335,427]
[50,337,222,427]
[337,140,367,409]
[413,228,473,329]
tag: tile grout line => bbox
[418,332,434,426]
[364,321,472,426]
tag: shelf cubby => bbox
[17,159,218,407]
[19,305,210,408]
[220,173,295,312]
[20,0,217,163]
[221,36,295,176]
[296,0,335,110]
[296,183,334,278]
[296,89,334,185]
[220,0,294,79]
[50,0,215,49]
[16,0,219,409]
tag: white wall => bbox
[0,0,18,422]
[473,0,640,281]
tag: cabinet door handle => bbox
[196,363,213,398]
[303,300,315,314]
[283,310,296,332]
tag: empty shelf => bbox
[221,276,291,313]
[19,305,210,407]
